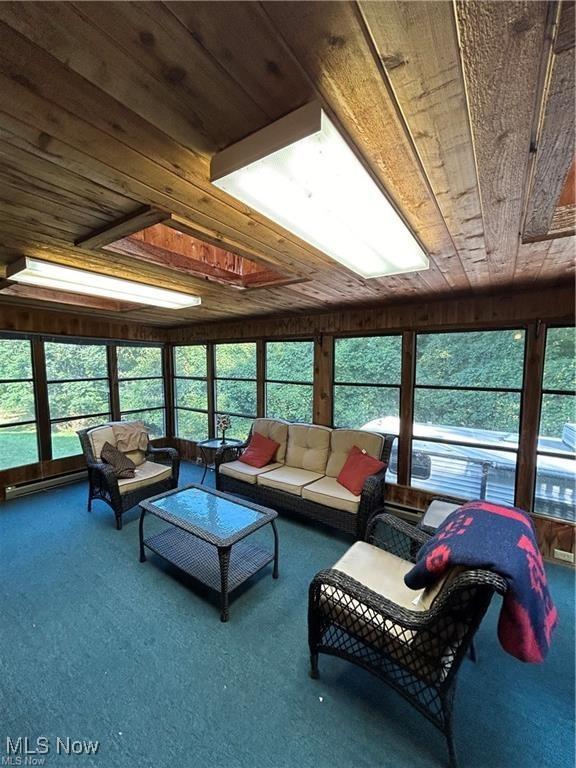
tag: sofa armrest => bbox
[356,466,388,539]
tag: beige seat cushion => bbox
[302,476,361,514]
[325,429,384,477]
[117,460,171,495]
[219,460,283,485]
[257,465,324,496]
[321,542,462,682]
[252,418,289,463]
[285,424,331,473]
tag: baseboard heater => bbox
[382,501,424,524]
[5,470,87,500]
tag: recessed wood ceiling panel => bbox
[0,0,572,328]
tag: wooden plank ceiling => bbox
[0,0,573,328]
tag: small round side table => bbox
[196,438,244,484]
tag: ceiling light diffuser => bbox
[6,257,201,309]
[211,102,429,279]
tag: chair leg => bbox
[115,514,122,531]
[446,730,458,768]
[310,652,319,679]
[87,495,92,513]
[468,639,477,663]
[443,693,458,768]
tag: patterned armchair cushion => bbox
[100,441,136,479]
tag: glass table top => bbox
[198,438,243,449]
[147,486,272,542]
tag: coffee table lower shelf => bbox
[142,526,276,620]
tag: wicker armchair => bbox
[308,513,507,768]
[77,422,179,530]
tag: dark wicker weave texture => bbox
[77,426,180,530]
[215,431,396,539]
[308,513,507,768]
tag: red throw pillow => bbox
[337,445,386,496]
[239,431,280,468]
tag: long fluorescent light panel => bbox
[7,257,201,309]
[211,102,429,279]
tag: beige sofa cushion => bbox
[325,429,384,477]
[87,422,147,466]
[117,460,171,494]
[302,476,361,514]
[219,460,283,485]
[285,424,331,473]
[88,425,115,461]
[257,466,324,496]
[252,418,289,462]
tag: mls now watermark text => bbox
[3,737,100,764]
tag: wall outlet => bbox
[553,548,575,564]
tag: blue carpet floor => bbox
[1,462,574,768]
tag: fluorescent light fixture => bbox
[6,257,201,309]
[211,102,429,279]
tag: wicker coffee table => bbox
[139,483,279,622]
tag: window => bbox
[411,330,525,504]
[535,327,575,521]
[214,343,257,440]
[45,341,111,459]
[117,346,165,438]
[265,341,313,422]
[333,336,402,432]
[0,339,38,469]
[173,345,209,441]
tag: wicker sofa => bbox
[215,418,395,538]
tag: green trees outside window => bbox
[333,336,401,431]
[0,339,38,469]
[265,341,313,423]
[45,342,111,459]
[174,345,209,441]
[117,346,165,438]
[535,327,575,521]
[214,343,257,440]
[411,330,525,505]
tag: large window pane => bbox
[117,346,162,378]
[0,382,36,424]
[410,439,518,506]
[538,394,575,452]
[175,379,208,411]
[543,327,575,391]
[416,330,525,388]
[215,413,252,441]
[266,341,313,382]
[122,410,164,438]
[215,380,256,416]
[176,409,209,442]
[333,386,399,431]
[215,343,256,379]
[335,336,402,384]
[119,378,164,411]
[534,454,575,522]
[266,383,313,423]
[414,390,521,439]
[45,342,107,380]
[51,416,110,460]
[0,425,38,469]
[0,339,32,379]
[48,380,110,419]
[174,345,207,378]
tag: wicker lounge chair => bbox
[308,513,507,768]
[77,421,179,530]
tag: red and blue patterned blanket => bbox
[404,500,558,663]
